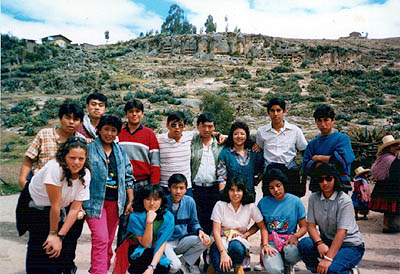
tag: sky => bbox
[1,0,399,45]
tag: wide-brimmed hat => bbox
[354,166,370,177]
[377,135,400,154]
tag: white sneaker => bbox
[188,265,201,274]
[253,262,264,271]
[351,266,361,274]
[242,256,251,271]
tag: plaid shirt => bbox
[217,147,251,184]
[25,127,85,174]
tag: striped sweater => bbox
[118,125,160,184]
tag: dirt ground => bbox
[1,185,399,274]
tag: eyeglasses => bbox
[65,136,87,144]
[313,176,334,184]
[170,123,185,128]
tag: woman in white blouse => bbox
[208,177,270,274]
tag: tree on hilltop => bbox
[161,4,196,35]
[204,15,217,33]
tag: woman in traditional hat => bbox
[369,135,400,233]
[352,167,371,221]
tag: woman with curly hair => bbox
[217,121,264,194]
[114,184,174,274]
[208,177,268,274]
[19,136,90,274]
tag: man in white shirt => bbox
[158,111,195,196]
[256,98,308,197]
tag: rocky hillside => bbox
[1,32,400,170]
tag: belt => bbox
[194,182,216,187]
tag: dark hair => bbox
[124,99,144,113]
[56,137,90,188]
[220,177,254,205]
[262,168,288,197]
[310,162,344,193]
[197,112,216,126]
[58,100,84,121]
[225,121,255,149]
[168,173,187,188]
[133,184,168,220]
[266,98,286,113]
[97,114,122,134]
[167,111,186,124]
[313,104,335,120]
[86,92,108,107]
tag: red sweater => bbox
[118,125,160,184]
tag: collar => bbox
[124,124,143,135]
[265,120,295,132]
[320,191,338,201]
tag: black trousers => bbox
[26,206,84,274]
[192,184,219,236]
[128,247,169,274]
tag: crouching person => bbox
[298,163,364,274]
[165,174,211,274]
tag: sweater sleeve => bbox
[332,134,355,172]
[188,198,203,234]
[148,130,160,184]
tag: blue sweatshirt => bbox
[167,195,203,241]
[303,131,355,189]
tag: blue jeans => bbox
[262,240,301,274]
[210,240,246,273]
[298,237,365,274]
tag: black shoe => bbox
[382,227,399,233]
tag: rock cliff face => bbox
[123,32,399,70]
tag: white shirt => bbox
[29,159,90,208]
[193,138,216,184]
[211,201,263,249]
[157,131,195,188]
[256,120,307,167]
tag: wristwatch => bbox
[148,264,156,270]
[57,234,65,240]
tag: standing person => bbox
[246,168,307,274]
[165,174,210,274]
[158,111,195,196]
[114,184,174,274]
[208,177,269,274]
[17,100,86,274]
[191,113,223,236]
[369,135,400,233]
[298,163,364,274]
[256,98,308,197]
[117,99,160,244]
[217,121,264,194]
[19,100,85,189]
[16,137,90,274]
[351,167,371,221]
[302,104,355,193]
[83,114,135,274]
[77,92,108,140]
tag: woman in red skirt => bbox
[369,135,400,233]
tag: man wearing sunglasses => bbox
[157,111,196,196]
[302,104,355,193]
[18,100,87,274]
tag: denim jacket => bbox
[83,137,135,218]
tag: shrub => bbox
[135,90,151,99]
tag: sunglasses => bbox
[313,175,334,184]
[65,136,87,144]
[170,123,185,128]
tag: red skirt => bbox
[369,197,400,215]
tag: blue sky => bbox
[1,0,399,45]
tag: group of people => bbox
[15,92,399,274]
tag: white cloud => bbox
[1,0,399,45]
[1,0,163,44]
[177,0,400,38]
